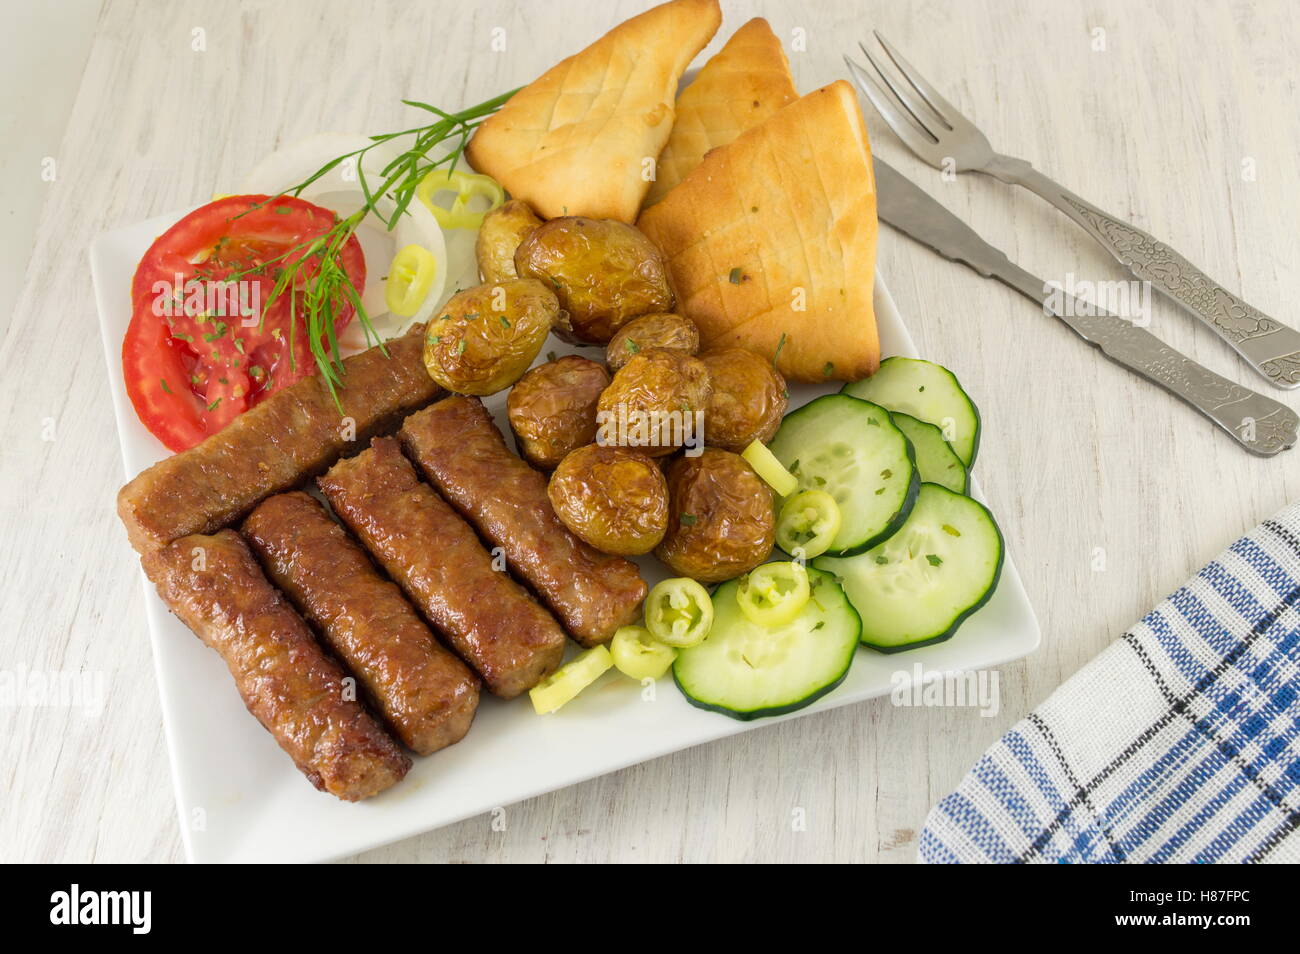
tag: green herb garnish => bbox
[224,88,519,408]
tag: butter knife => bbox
[873,158,1297,456]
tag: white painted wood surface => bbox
[3,0,1299,863]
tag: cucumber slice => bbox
[843,357,981,466]
[673,568,861,720]
[890,412,968,494]
[816,484,1003,652]
[766,394,918,556]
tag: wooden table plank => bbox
[3,0,1298,863]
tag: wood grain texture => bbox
[2,0,1298,863]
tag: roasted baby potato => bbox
[548,444,669,555]
[700,348,788,453]
[476,199,543,283]
[655,448,775,583]
[514,216,675,344]
[596,348,711,456]
[423,279,557,395]
[606,313,700,372]
[507,355,611,469]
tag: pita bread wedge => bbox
[643,17,796,207]
[638,81,879,382]
[465,0,721,223]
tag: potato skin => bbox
[507,356,611,469]
[700,348,788,452]
[548,445,669,555]
[655,449,775,583]
[606,313,700,372]
[476,199,542,283]
[596,348,711,457]
[423,279,556,395]
[515,216,675,344]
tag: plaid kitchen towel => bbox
[920,504,1300,864]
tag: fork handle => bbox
[986,156,1300,390]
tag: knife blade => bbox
[872,156,1297,456]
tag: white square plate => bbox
[92,210,1040,863]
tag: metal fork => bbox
[846,32,1300,390]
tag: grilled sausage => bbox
[398,396,647,646]
[242,492,480,755]
[118,324,440,554]
[140,530,410,801]
[318,438,566,698]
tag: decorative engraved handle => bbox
[995,261,1298,457]
[1069,309,1299,456]
[988,158,1300,390]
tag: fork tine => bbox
[843,54,939,154]
[873,31,966,132]
[857,41,950,139]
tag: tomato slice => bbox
[124,194,366,451]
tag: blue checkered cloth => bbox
[920,504,1300,863]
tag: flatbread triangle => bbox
[466,0,722,223]
[643,17,797,208]
[637,80,880,382]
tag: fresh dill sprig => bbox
[230,88,518,404]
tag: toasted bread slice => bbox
[643,18,796,207]
[466,0,721,223]
[637,81,879,382]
